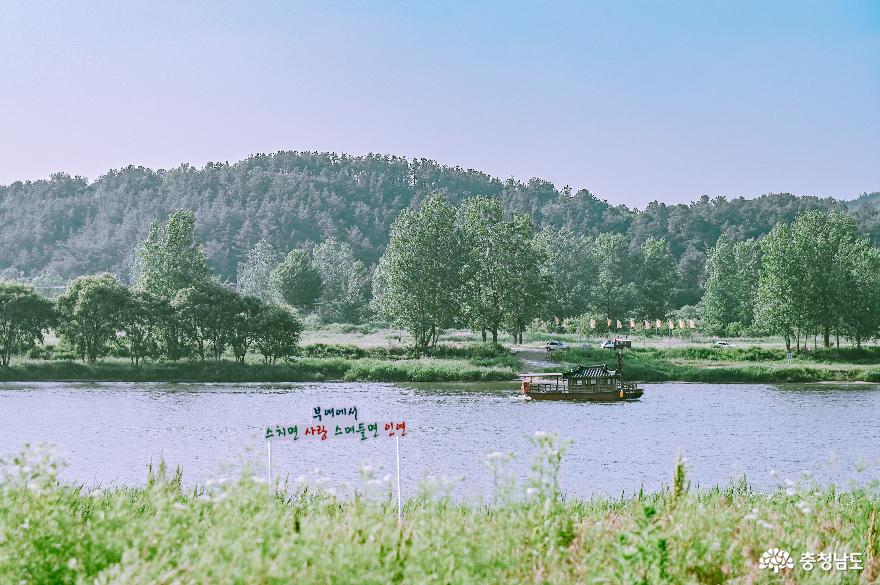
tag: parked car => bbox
[715,340,734,347]
[545,340,569,352]
[599,340,615,349]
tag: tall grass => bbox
[0,343,520,383]
[1,440,877,584]
[0,354,518,383]
[551,347,880,383]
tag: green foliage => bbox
[171,282,245,362]
[268,248,322,312]
[55,274,130,364]
[550,344,880,382]
[251,303,303,364]
[375,194,463,349]
[635,237,677,319]
[458,197,546,343]
[0,282,56,367]
[236,240,280,303]
[701,236,762,335]
[118,289,166,365]
[756,210,879,348]
[135,210,212,300]
[536,227,594,317]
[313,238,370,324]
[1,443,878,583]
[590,233,637,319]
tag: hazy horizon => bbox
[2,1,878,206]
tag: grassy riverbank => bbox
[0,343,520,383]
[1,443,877,584]
[550,346,880,383]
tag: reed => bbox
[1,440,876,584]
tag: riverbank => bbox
[2,451,876,583]
[0,343,520,383]
[549,346,880,383]
[0,357,516,383]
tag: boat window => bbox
[590,379,597,385]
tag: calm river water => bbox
[1,381,879,499]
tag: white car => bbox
[545,341,569,352]
[715,340,734,347]
[600,340,615,349]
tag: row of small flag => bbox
[591,319,698,330]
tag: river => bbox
[1,381,878,500]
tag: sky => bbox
[0,0,877,207]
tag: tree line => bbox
[701,209,880,349]
[373,195,680,348]
[0,211,302,367]
[2,151,878,311]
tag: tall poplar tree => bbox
[375,194,463,349]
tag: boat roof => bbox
[565,364,615,378]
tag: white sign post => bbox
[267,440,273,488]
[396,435,402,525]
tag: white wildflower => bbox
[172,502,187,511]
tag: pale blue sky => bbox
[1,0,877,206]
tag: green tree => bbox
[499,214,547,344]
[118,289,166,366]
[838,240,880,348]
[172,282,243,363]
[313,238,370,324]
[590,233,635,320]
[135,210,213,359]
[269,249,323,312]
[701,236,761,335]
[635,237,677,320]
[755,224,802,351]
[56,274,131,364]
[136,210,212,299]
[790,210,861,347]
[252,304,303,364]
[536,228,593,319]
[375,194,463,349]
[228,296,265,363]
[0,282,56,367]
[236,240,280,303]
[458,197,507,343]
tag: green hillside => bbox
[1,151,876,307]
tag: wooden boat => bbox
[519,340,644,401]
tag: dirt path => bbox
[513,347,563,370]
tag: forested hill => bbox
[1,151,878,307]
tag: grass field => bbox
[0,342,520,383]
[1,439,877,584]
[548,345,880,383]
[6,327,880,383]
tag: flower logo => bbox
[759,548,794,573]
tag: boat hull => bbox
[524,388,644,402]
